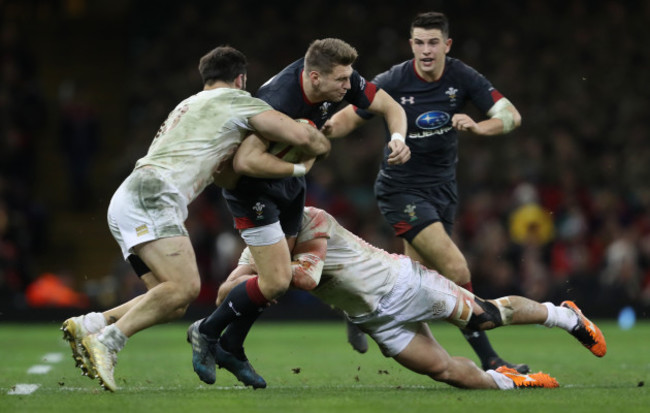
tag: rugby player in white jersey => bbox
[60,45,330,392]
[212,205,606,390]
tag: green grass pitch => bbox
[1,320,648,412]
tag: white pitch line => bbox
[8,384,40,395]
[8,352,65,395]
[43,352,64,363]
[27,365,52,374]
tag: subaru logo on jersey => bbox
[415,111,450,130]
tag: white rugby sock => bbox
[83,312,107,334]
[98,324,128,352]
[542,302,578,331]
[486,369,515,390]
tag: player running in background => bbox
[212,206,605,390]
[187,38,410,388]
[325,11,527,372]
[60,45,330,392]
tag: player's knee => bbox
[176,277,201,305]
[258,273,291,300]
[169,304,188,320]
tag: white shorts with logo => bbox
[348,259,461,357]
[107,167,189,259]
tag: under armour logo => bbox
[228,301,242,317]
[400,96,415,105]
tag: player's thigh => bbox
[403,239,425,263]
[134,236,200,288]
[409,222,469,283]
[393,322,451,376]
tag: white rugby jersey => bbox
[238,207,404,317]
[298,207,404,317]
[134,87,272,204]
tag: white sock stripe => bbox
[542,302,557,328]
[543,302,579,331]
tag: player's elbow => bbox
[232,156,251,175]
[232,150,260,175]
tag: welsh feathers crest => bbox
[445,87,458,100]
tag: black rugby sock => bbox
[219,310,263,360]
[199,279,268,340]
[461,328,499,366]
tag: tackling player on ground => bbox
[211,206,605,390]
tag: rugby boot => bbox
[187,319,217,384]
[82,334,118,392]
[496,366,559,389]
[61,316,94,378]
[214,340,267,389]
[561,300,607,357]
[483,356,530,374]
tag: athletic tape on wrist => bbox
[292,163,307,177]
[390,132,405,142]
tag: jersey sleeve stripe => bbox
[365,82,378,103]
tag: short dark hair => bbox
[410,12,449,39]
[304,38,358,74]
[198,46,247,86]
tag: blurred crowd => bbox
[2,0,649,318]
[0,22,49,308]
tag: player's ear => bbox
[308,70,320,84]
[235,73,247,90]
[445,38,453,53]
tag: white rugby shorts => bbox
[107,167,189,259]
[348,259,461,357]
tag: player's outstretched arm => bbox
[249,110,330,157]
[289,236,327,291]
[216,262,256,306]
[452,97,522,136]
[323,105,367,139]
[365,89,410,165]
[233,133,314,178]
[217,234,327,305]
